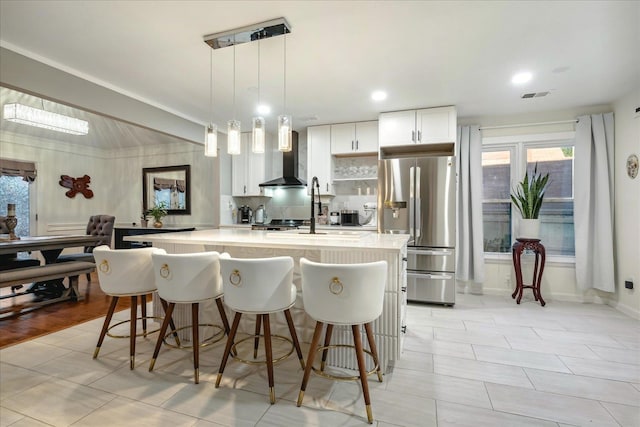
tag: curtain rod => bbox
[479,119,578,131]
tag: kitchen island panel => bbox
[129,229,408,372]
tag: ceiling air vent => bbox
[521,91,549,99]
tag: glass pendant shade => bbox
[252,116,265,153]
[227,120,241,155]
[205,124,218,157]
[277,115,292,152]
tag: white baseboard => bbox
[608,300,640,320]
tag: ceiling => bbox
[0,1,638,148]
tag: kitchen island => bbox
[125,228,409,372]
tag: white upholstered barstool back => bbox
[297,257,388,424]
[216,256,304,403]
[149,251,231,383]
[93,245,162,296]
[92,245,164,369]
[220,256,296,313]
[151,251,226,303]
[300,258,387,325]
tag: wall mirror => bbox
[143,165,191,215]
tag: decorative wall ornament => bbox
[59,174,94,198]
[627,154,638,179]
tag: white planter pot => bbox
[518,219,540,239]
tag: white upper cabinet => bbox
[379,106,457,147]
[307,125,334,195]
[330,121,378,154]
[232,133,266,196]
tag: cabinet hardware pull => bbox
[401,286,407,292]
[356,140,359,150]
[417,130,421,142]
[411,130,415,142]
[351,140,354,150]
[401,325,407,333]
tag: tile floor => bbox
[1,294,639,426]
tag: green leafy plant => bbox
[510,164,550,219]
[146,201,168,222]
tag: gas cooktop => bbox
[251,219,308,231]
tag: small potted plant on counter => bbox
[510,163,549,239]
[146,201,168,228]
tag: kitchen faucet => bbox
[310,176,321,234]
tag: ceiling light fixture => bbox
[3,103,89,135]
[277,33,292,152]
[511,72,532,85]
[205,48,218,157]
[204,18,291,156]
[371,90,387,101]
[252,40,265,154]
[227,37,241,155]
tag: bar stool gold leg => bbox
[364,323,383,383]
[253,314,262,359]
[216,312,242,388]
[352,325,373,424]
[297,321,324,407]
[94,296,119,359]
[130,295,137,370]
[263,314,276,404]
[320,323,333,371]
[284,309,305,369]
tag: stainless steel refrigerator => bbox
[378,155,456,304]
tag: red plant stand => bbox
[511,238,546,306]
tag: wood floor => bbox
[0,272,132,349]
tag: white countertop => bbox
[124,228,408,251]
[219,224,377,231]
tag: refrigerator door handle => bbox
[407,272,453,280]
[415,166,421,240]
[407,248,453,256]
[409,166,415,240]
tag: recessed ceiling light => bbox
[511,72,532,85]
[371,90,387,101]
[257,104,271,115]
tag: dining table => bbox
[0,234,101,299]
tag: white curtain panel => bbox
[574,113,615,292]
[456,125,484,284]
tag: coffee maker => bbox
[238,205,253,224]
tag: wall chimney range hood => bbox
[259,131,307,187]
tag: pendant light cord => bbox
[257,40,261,107]
[283,34,287,112]
[209,48,213,125]
[233,36,236,120]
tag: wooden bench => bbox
[0,261,96,313]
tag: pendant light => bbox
[252,40,266,154]
[278,33,292,152]
[205,48,218,157]
[227,36,241,155]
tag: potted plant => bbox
[510,163,549,239]
[146,201,168,228]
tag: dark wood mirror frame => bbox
[142,165,191,215]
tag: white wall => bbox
[612,88,640,318]
[1,131,220,240]
[459,97,640,318]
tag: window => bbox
[0,175,31,237]
[482,137,575,257]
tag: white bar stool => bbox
[149,251,232,384]
[92,245,165,369]
[297,257,387,424]
[216,256,305,404]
